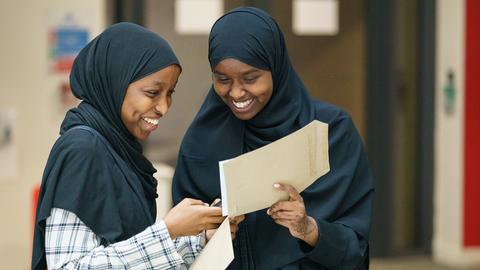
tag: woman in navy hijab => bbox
[32,23,223,270]
[172,7,374,269]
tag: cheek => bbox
[251,77,273,102]
[126,103,141,119]
[122,100,147,123]
[254,86,273,103]
[213,84,229,98]
[264,88,273,103]
[120,102,132,124]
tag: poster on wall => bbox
[47,11,91,75]
[0,109,17,180]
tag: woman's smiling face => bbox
[121,65,181,140]
[212,58,273,120]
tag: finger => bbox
[269,212,295,222]
[207,215,226,224]
[184,198,206,205]
[206,229,217,234]
[206,229,216,240]
[274,183,302,201]
[229,223,238,234]
[271,210,299,220]
[229,215,245,224]
[229,217,238,225]
[232,215,245,224]
[200,217,224,229]
[204,223,222,230]
[269,201,298,213]
[204,217,226,230]
[200,206,223,216]
[210,206,223,215]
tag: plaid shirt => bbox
[45,208,205,269]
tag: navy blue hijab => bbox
[173,7,373,269]
[32,23,180,270]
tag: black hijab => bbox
[32,22,180,270]
[173,7,373,269]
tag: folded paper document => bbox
[219,120,330,217]
[189,218,234,270]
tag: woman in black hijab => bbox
[32,23,223,270]
[172,7,374,270]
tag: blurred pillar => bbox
[368,0,437,257]
[366,0,395,257]
[112,0,145,25]
[245,0,270,11]
[415,0,435,254]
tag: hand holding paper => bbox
[205,199,244,241]
[267,183,319,246]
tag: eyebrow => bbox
[213,68,260,76]
[152,80,165,86]
[143,80,165,89]
[151,80,179,91]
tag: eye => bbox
[215,75,231,84]
[243,76,259,84]
[167,89,176,96]
[144,89,159,97]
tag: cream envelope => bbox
[189,218,234,270]
[219,120,330,217]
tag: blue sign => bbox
[54,27,89,58]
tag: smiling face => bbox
[121,65,181,140]
[212,58,273,120]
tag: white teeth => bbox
[142,117,159,125]
[232,98,253,109]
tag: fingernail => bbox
[273,183,280,188]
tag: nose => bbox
[154,98,170,116]
[229,81,246,100]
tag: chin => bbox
[135,132,149,141]
[233,112,255,121]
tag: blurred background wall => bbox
[0,0,479,269]
[0,1,105,269]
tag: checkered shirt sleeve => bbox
[45,208,205,269]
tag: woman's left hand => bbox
[205,199,245,241]
[267,183,319,247]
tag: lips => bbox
[142,117,160,131]
[231,98,255,112]
[142,117,159,125]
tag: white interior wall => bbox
[433,0,464,263]
[0,1,105,268]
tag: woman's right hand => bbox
[164,198,224,239]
